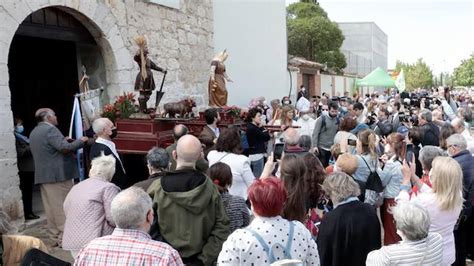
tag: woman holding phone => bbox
[378,133,406,245]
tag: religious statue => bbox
[208,49,232,107]
[134,35,167,113]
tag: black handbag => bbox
[360,156,384,193]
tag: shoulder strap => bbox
[321,115,326,131]
[217,152,230,163]
[246,221,295,263]
[282,222,295,260]
[246,228,271,259]
[359,155,373,172]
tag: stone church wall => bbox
[0,0,213,220]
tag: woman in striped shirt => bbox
[366,201,443,265]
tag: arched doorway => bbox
[8,7,106,135]
[0,2,133,220]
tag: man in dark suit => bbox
[89,118,128,189]
[198,108,220,158]
[390,101,402,132]
[29,108,88,246]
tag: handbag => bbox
[360,156,384,193]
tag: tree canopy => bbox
[395,58,433,90]
[453,54,474,86]
[287,1,346,71]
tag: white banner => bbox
[77,89,102,130]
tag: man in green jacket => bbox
[148,134,230,265]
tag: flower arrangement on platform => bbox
[222,105,248,120]
[222,105,242,119]
[101,92,138,121]
[101,104,117,122]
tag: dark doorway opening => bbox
[9,35,79,135]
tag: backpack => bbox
[246,222,296,264]
[360,156,384,193]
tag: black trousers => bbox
[453,214,472,266]
[19,171,34,215]
[317,148,331,168]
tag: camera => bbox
[366,112,377,126]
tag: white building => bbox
[338,22,388,77]
[213,0,290,106]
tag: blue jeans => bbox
[251,158,264,178]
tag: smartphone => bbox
[347,139,357,146]
[406,144,414,164]
[273,143,285,162]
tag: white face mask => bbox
[341,106,348,112]
[322,111,329,117]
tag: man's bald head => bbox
[173,124,188,141]
[35,108,57,125]
[175,135,202,166]
[451,117,465,133]
[283,128,300,146]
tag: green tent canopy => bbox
[356,67,396,87]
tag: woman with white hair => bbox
[399,156,463,265]
[63,154,120,258]
[366,201,443,265]
[317,172,381,266]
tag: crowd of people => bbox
[3,85,474,265]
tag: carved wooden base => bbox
[115,111,243,154]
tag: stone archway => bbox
[0,0,133,219]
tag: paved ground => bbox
[16,187,74,263]
[19,214,74,263]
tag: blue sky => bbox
[286,0,473,74]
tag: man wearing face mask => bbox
[14,118,39,220]
[90,117,128,189]
[312,101,340,167]
[445,134,474,265]
[338,97,349,118]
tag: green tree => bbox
[395,58,433,90]
[453,54,474,86]
[287,1,346,71]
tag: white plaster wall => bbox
[320,74,332,96]
[213,0,288,107]
[334,76,344,96]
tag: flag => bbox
[395,69,406,92]
[69,97,85,181]
[78,89,102,130]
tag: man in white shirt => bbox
[451,117,474,153]
[90,118,128,188]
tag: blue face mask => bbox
[15,125,24,134]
